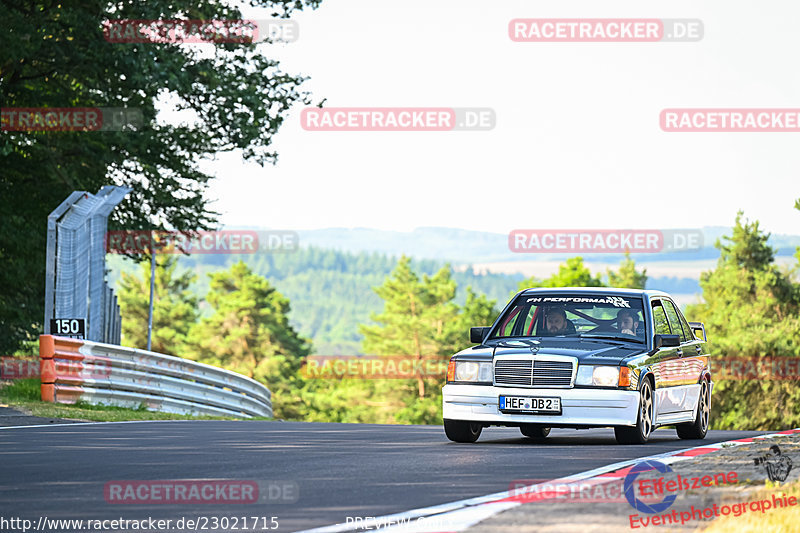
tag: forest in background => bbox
[110,203,800,429]
[106,246,702,355]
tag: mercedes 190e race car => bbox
[442,288,712,444]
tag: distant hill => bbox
[291,226,800,264]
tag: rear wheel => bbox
[676,379,710,440]
[615,378,654,445]
[520,425,551,440]
[443,419,482,443]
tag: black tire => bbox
[615,378,655,445]
[676,379,710,440]
[443,419,482,443]
[520,425,551,440]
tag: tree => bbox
[686,212,800,430]
[518,256,604,292]
[118,254,198,354]
[360,257,459,399]
[184,261,311,419]
[607,252,648,289]
[358,258,496,424]
[0,0,321,352]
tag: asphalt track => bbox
[0,421,764,532]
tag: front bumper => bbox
[443,384,640,427]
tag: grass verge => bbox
[700,480,800,532]
[0,379,270,422]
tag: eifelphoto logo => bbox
[301,355,447,379]
[102,19,298,44]
[509,19,703,42]
[624,461,739,516]
[508,229,703,253]
[104,480,299,504]
[106,230,299,254]
[624,461,677,514]
[1,108,143,132]
[300,107,495,131]
[661,109,800,132]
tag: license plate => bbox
[499,395,561,414]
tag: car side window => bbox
[651,301,671,335]
[675,304,695,341]
[664,300,688,342]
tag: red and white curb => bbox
[299,428,800,533]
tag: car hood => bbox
[454,340,644,364]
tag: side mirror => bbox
[688,321,707,342]
[654,334,681,348]
[470,327,491,344]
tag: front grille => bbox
[495,359,574,387]
[495,360,532,386]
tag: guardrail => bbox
[39,335,272,418]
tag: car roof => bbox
[517,287,670,298]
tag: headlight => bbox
[576,365,624,387]
[453,361,493,383]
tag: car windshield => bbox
[489,294,647,343]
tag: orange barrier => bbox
[39,335,85,402]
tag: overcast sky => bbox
[198,0,799,235]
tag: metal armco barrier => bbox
[39,335,272,418]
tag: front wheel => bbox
[444,419,482,443]
[615,379,655,445]
[676,379,710,440]
[520,425,551,440]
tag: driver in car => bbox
[545,308,573,335]
[617,309,641,336]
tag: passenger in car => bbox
[545,308,576,335]
[617,309,641,336]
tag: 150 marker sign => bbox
[50,318,85,339]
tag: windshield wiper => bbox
[578,334,642,344]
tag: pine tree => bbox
[686,212,800,430]
[184,261,311,419]
[359,258,497,424]
[360,257,459,398]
